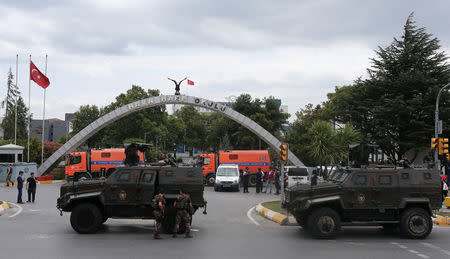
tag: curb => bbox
[255,203,289,225]
[0,200,11,213]
[434,215,450,226]
[5,180,67,186]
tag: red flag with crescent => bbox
[30,61,50,88]
[187,79,194,85]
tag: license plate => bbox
[223,184,231,188]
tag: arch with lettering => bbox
[38,95,304,175]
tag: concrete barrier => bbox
[255,202,288,225]
[433,215,450,226]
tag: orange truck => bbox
[65,148,144,179]
[199,150,271,186]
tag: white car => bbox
[286,166,310,187]
[214,164,240,192]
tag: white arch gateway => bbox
[38,95,304,176]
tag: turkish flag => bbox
[187,79,194,85]
[30,61,50,89]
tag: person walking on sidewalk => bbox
[17,171,24,204]
[263,168,275,194]
[242,167,250,193]
[26,172,38,203]
[5,164,13,187]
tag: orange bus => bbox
[65,148,144,179]
[200,150,271,185]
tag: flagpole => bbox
[27,55,31,162]
[14,54,18,144]
[41,54,47,165]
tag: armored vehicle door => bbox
[104,168,140,217]
[342,172,374,209]
[372,172,399,208]
[136,169,157,216]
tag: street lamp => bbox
[434,82,450,171]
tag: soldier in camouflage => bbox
[152,192,166,239]
[173,189,193,238]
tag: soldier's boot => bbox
[153,233,162,239]
[185,232,193,238]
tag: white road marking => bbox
[8,202,23,218]
[247,206,260,226]
[390,242,429,259]
[191,229,199,232]
[421,242,450,256]
[29,209,41,212]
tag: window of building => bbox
[379,175,392,185]
[0,154,14,163]
[18,154,22,162]
[229,154,238,160]
[354,175,367,185]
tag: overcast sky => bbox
[0,0,449,122]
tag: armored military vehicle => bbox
[283,167,441,239]
[57,165,206,234]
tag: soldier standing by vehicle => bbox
[173,189,193,238]
[255,168,264,193]
[152,192,166,239]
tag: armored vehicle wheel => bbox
[399,208,432,239]
[70,203,102,234]
[306,208,341,239]
[206,175,215,186]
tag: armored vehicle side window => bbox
[117,172,131,182]
[423,172,432,180]
[165,171,174,177]
[379,175,392,185]
[141,172,154,183]
[401,173,409,179]
[354,175,367,185]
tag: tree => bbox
[174,106,207,150]
[70,104,101,147]
[1,69,29,140]
[326,14,450,162]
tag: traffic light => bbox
[431,138,438,150]
[438,138,449,155]
[279,144,288,161]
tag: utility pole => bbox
[435,82,450,172]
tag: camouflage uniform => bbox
[152,194,166,238]
[174,193,192,237]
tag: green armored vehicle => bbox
[57,166,207,234]
[283,167,441,239]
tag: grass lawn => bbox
[0,200,3,205]
[261,200,288,214]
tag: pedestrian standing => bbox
[311,171,318,186]
[26,172,38,203]
[152,192,166,239]
[17,171,24,204]
[256,168,264,193]
[5,164,13,187]
[263,168,274,193]
[274,170,281,195]
[242,167,250,193]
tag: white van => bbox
[214,164,240,192]
[286,166,310,187]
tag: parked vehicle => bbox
[199,150,271,186]
[286,166,310,187]
[65,148,144,180]
[214,164,240,192]
[283,167,441,239]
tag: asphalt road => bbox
[1,184,450,259]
